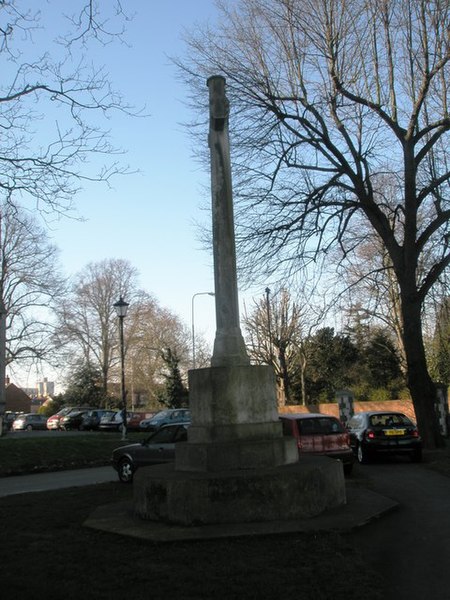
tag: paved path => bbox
[348,460,450,600]
[0,466,116,497]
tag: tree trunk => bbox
[401,296,444,449]
[278,346,290,404]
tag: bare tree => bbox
[334,219,407,373]
[0,1,136,216]
[243,288,324,406]
[55,258,191,407]
[243,288,308,406]
[54,258,139,393]
[0,202,65,373]
[180,0,450,448]
[126,297,191,408]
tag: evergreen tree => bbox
[364,331,403,392]
[430,298,450,385]
[303,328,359,403]
[157,348,189,409]
[64,363,111,408]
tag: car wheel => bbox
[118,458,134,483]
[411,448,422,463]
[26,424,33,431]
[357,443,370,464]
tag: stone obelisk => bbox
[207,75,250,368]
[133,77,346,526]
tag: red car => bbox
[127,412,154,431]
[279,413,354,475]
[47,406,93,430]
[47,407,78,430]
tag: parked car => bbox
[2,412,21,431]
[12,413,48,431]
[99,411,151,432]
[47,407,87,430]
[347,411,422,464]
[60,410,92,431]
[139,408,191,432]
[279,413,354,475]
[80,409,115,431]
[112,423,189,482]
[99,410,128,432]
[127,412,154,431]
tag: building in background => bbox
[36,378,55,398]
[5,381,32,413]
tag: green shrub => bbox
[368,388,391,402]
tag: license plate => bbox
[384,429,405,436]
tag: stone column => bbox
[208,75,250,369]
[174,76,296,472]
[133,76,346,526]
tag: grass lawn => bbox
[0,434,386,599]
[0,432,146,476]
[2,436,449,599]
[0,482,384,600]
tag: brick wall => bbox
[280,400,418,422]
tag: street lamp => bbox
[191,291,215,369]
[265,287,274,365]
[114,297,129,440]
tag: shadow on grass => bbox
[0,482,384,600]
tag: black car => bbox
[60,410,91,430]
[347,411,422,464]
[2,412,20,431]
[81,409,115,431]
[112,423,189,483]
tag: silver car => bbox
[12,413,48,431]
[138,408,191,432]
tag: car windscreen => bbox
[148,410,170,423]
[297,417,345,435]
[147,425,188,444]
[369,413,412,427]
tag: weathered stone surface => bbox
[130,76,347,530]
[177,364,298,471]
[176,436,298,472]
[208,75,250,369]
[133,456,346,526]
[188,364,278,427]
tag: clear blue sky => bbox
[56,3,218,330]
[20,0,256,388]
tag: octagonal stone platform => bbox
[133,456,346,526]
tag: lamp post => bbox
[191,292,215,369]
[265,287,273,365]
[114,297,129,440]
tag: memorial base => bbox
[133,457,346,526]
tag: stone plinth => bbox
[134,456,346,526]
[175,364,298,471]
[133,363,347,525]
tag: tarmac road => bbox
[347,458,450,600]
